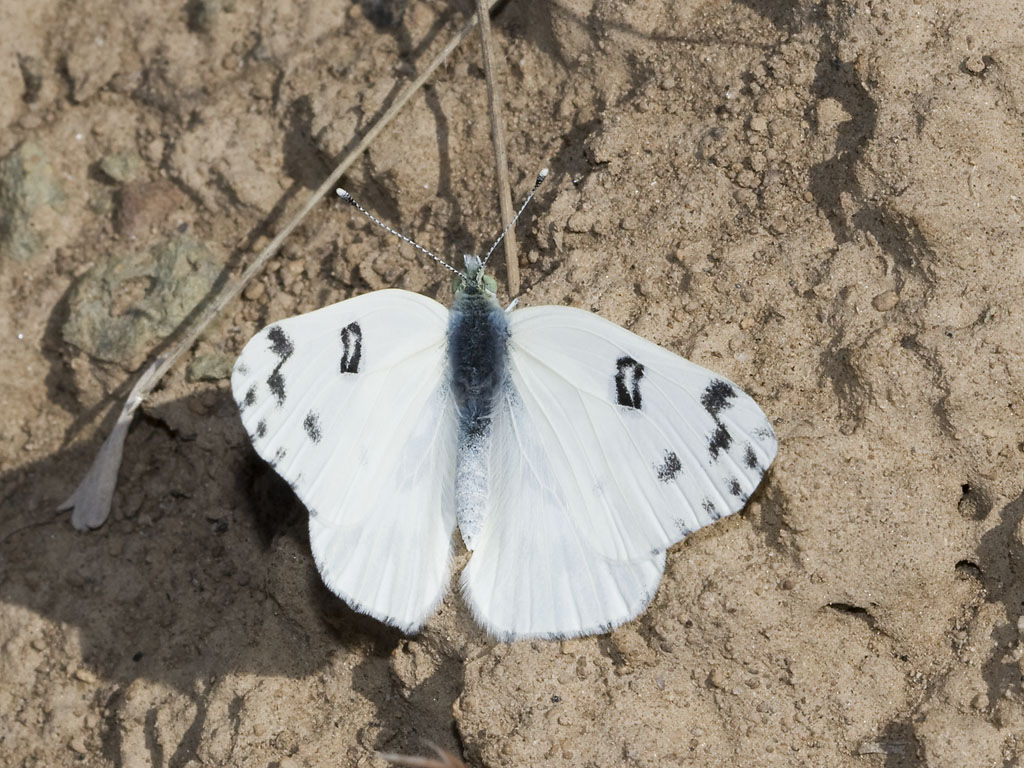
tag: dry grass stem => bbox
[475,0,519,296]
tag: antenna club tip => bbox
[336,188,353,202]
[538,168,549,181]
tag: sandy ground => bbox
[1,0,1023,765]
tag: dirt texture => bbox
[2,0,1023,766]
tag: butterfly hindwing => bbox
[504,305,778,563]
[460,381,667,640]
[231,289,457,632]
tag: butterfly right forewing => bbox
[502,305,777,564]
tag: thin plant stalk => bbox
[475,0,519,296]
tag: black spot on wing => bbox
[727,477,749,504]
[265,325,294,406]
[743,444,759,470]
[656,450,682,482]
[701,379,736,418]
[340,322,362,374]
[673,518,694,536]
[702,497,721,521]
[267,326,294,360]
[708,422,732,460]
[267,369,286,406]
[272,447,287,466]
[243,385,257,409]
[614,356,645,409]
[256,420,267,438]
[303,411,322,444]
[236,362,250,376]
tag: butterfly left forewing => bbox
[232,289,458,632]
[503,305,778,563]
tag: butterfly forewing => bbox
[231,290,457,632]
[502,305,778,563]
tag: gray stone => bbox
[63,236,222,367]
[98,151,145,184]
[186,353,234,382]
[0,142,65,262]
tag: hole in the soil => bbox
[958,482,992,520]
[827,602,869,616]
[825,602,880,632]
[955,560,983,580]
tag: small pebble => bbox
[736,170,759,188]
[243,281,265,301]
[19,112,44,130]
[749,115,768,133]
[143,137,165,165]
[734,189,757,207]
[708,669,728,689]
[964,55,987,74]
[872,290,899,311]
[73,667,97,684]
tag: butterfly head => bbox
[453,255,499,298]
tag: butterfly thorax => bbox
[448,280,508,435]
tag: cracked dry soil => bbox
[1,0,1023,766]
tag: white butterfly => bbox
[231,172,777,641]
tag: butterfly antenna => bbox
[336,189,465,278]
[482,168,549,267]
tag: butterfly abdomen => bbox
[448,285,509,550]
